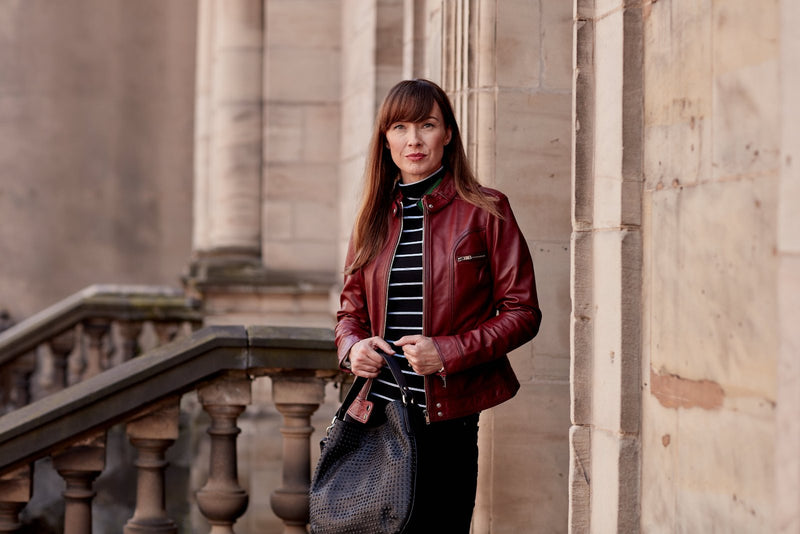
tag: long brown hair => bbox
[346,79,499,274]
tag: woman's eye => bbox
[392,124,405,130]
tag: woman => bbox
[335,79,542,532]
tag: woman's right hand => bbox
[347,337,394,378]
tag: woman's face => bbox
[385,102,452,184]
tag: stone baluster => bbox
[124,397,180,534]
[118,321,144,363]
[153,322,181,346]
[47,329,77,395]
[82,319,112,379]
[6,351,36,410]
[195,374,251,534]
[270,377,326,534]
[52,433,106,534]
[0,465,32,533]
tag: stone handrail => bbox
[0,325,340,533]
[0,285,204,415]
[0,284,202,367]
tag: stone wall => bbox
[0,0,197,319]
[640,0,780,531]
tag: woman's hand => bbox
[347,337,394,378]
[395,335,444,375]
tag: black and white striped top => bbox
[368,167,445,412]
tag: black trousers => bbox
[404,412,480,534]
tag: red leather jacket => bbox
[335,173,542,422]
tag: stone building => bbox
[0,0,797,533]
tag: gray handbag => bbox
[309,350,417,534]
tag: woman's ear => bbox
[445,128,452,145]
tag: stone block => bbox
[214,0,263,49]
[495,91,572,242]
[496,0,541,88]
[301,103,341,163]
[670,404,774,532]
[779,0,800,254]
[573,17,595,230]
[263,200,293,240]
[489,383,570,533]
[265,104,305,163]
[542,0,574,91]
[776,255,800,532]
[568,425,591,533]
[589,428,640,533]
[213,49,263,102]
[294,200,338,241]
[266,0,341,50]
[712,60,780,182]
[264,239,338,274]
[526,239,570,360]
[266,47,340,103]
[265,162,336,204]
[592,9,624,185]
[570,229,593,426]
[271,376,326,404]
[591,228,641,434]
[648,177,778,393]
[0,465,32,503]
[127,397,181,440]
[198,374,251,406]
[643,0,712,192]
[639,390,679,533]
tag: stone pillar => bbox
[53,434,107,534]
[124,398,181,534]
[269,377,326,534]
[0,465,32,533]
[571,1,644,532]
[193,0,263,262]
[195,375,251,534]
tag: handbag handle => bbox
[336,347,412,419]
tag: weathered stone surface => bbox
[648,177,778,391]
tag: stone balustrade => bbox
[0,325,339,534]
[0,285,203,414]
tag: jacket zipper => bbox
[420,197,448,424]
[382,200,403,341]
[457,253,487,262]
[421,198,430,423]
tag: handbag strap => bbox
[336,348,412,419]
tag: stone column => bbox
[269,377,326,534]
[571,1,644,532]
[193,0,263,262]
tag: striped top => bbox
[368,167,444,412]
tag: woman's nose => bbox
[407,127,422,145]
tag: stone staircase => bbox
[0,286,339,533]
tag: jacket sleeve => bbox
[432,195,542,375]
[334,238,372,369]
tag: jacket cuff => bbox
[337,335,362,371]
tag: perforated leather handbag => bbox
[309,350,416,534]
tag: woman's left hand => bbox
[394,335,444,375]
